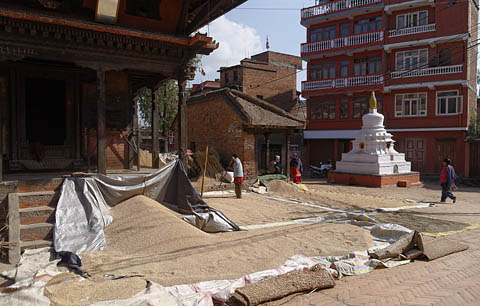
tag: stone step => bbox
[20,240,53,252]
[19,206,56,225]
[17,178,64,193]
[18,191,59,209]
[20,223,54,242]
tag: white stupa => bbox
[335,92,411,175]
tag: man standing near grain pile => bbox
[229,154,244,199]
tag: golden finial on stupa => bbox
[369,91,377,110]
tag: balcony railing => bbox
[388,24,436,38]
[391,65,463,79]
[302,74,384,91]
[301,0,382,19]
[302,31,383,55]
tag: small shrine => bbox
[328,92,421,187]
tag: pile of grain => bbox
[101,195,211,256]
[44,274,147,306]
[267,180,303,194]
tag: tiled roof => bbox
[188,88,305,129]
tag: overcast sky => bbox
[192,0,317,91]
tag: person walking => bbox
[229,154,243,199]
[440,158,457,203]
[290,153,303,184]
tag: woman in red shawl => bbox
[289,153,303,184]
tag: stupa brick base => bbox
[328,171,421,188]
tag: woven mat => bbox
[226,267,335,306]
[423,238,469,261]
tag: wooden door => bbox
[469,142,480,177]
[396,138,425,172]
[435,139,456,172]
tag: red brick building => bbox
[219,51,303,114]
[301,0,478,176]
[191,80,221,96]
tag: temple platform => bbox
[328,171,422,188]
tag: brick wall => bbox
[219,51,301,113]
[187,97,257,179]
[87,131,130,169]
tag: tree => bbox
[137,80,178,151]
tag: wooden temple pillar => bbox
[264,133,270,170]
[96,68,107,175]
[177,76,188,166]
[285,131,291,179]
[0,107,3,183]
[151,88,160,168]
[133,94,141,171]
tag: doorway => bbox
[25,78,66,146]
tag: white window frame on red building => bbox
[396,10,428,29]
[394,93,427,117]
[395,48,428,71]
[436,90,463,116]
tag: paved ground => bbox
[275,181,480,306]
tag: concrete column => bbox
[177,77,188,165]
[151,88,160,168]
[96,68,107,175]
[334,139,339,169]
[132,91,141,171]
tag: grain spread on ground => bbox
[265,180,415,210]
[72,196,372,290]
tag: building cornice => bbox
[384,80,469,92]
[384,33,469,52]
[384,0,435,15]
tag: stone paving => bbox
[278,210,480,305]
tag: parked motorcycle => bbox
[310,160,333,178]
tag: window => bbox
[310,62,336,80]
[395,49,428,71]
[233,71,239,81]
[310,25,336,42]
[340,23,350,37]
[439,49,452,66]
[354,16,382,34]
[354,56,381,75]
[310,100,336,120]
[353,96,383,118]
[126,0,160,19]
[339,98,349,119]
[395,93,427,117]
[437,91,463,115]
[340,61,350,77]
[397,11,428,29]
[353,97,369,118]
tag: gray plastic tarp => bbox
[54,160,240,254]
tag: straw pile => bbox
[194,147,226,178]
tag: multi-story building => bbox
[301,0,478,176]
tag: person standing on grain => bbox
[229,154,243,199]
